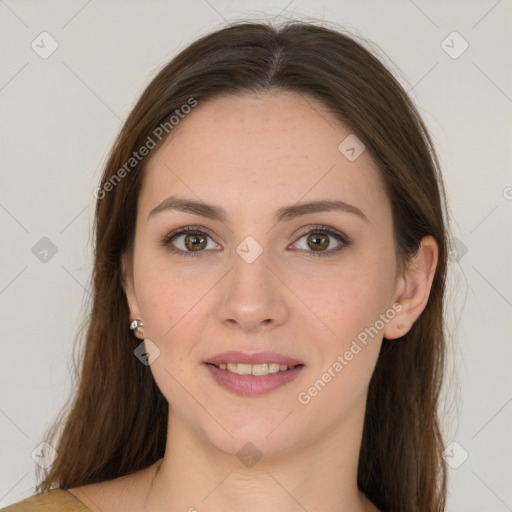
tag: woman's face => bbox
[123,91,404,457]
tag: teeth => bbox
[216,362,293,376]
[237,363,252,375]
[252,363,268,376]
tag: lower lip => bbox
[205,364,304,396]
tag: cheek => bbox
[294,265,389,416]
[134,247,209,339]
[134,266,207,404]
[299,253,395,346]
[298,243,395,385]
[132,253,221,383]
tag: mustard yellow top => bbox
[0,489,92,512]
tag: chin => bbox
[197,411,307,462]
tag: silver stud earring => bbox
[130,320,144,335]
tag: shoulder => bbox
[0,489,92,512]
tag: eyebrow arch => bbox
[147,195,368,223]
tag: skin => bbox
[68,91,438,512]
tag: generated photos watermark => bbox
[94,97,198,199]
[297,302,402,405]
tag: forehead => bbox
[139,92,389,224]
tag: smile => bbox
[204,351,305,396]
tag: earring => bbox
[130,319,144,335]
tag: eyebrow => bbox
[147,195,368,223]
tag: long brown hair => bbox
[37,20,449,511]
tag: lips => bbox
[204,351,305,396]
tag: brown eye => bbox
[291,226,349,258]
[161,227,220,257]
[183,233,207,251]
[307,233,330,251]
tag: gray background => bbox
[1,0,511,510]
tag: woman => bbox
[2,19,449,512]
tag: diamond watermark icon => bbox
[31,441,58,469]
[441,31,469,59]
[448,236,468,262]
[31,31,59,59]
[338,134,365,161]
[134,339,161,366]
[236,236,263,264]
[32,237,58,263]
[443,441,469,469]
[236,442,263,468]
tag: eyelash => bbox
[160,225,350,259]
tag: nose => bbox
[216,247,289,332]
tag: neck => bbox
[143,401,373,512]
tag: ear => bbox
[384,235,439,340]
[121,250,144,339]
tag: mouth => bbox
[204,351,305,396]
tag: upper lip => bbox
[204,351,304,367]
